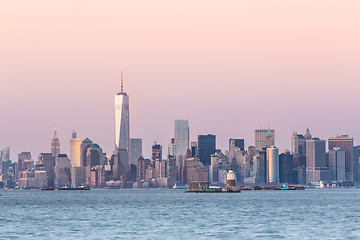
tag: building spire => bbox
[121,69,124,93]
[54,130,57,139]
[267,125,272,137]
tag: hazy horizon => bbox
[1,0,360,160]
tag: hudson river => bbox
[1,189,360,239]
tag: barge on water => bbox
[187,182,241,193]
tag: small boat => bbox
[76,186,90,190]
[172,183,188,189]
[41,187,55,191]
[57,186,90,190]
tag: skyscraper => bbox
[266,146,279,184]
[174,120,189,157]
[51,131,60,158]
[152,143,162,160]
[354,146,360,184]
[198,134,216,165]
[279,150,293,184]
[70,131,82,167]
[229,139,245,152]
[291,133,306,156]
[255,127,275,151]
[115,72,130,152]
[328,148,346,181]
[328,135,354,181]
[55,154,71,187]
[38,153,55,187]
[130,138,142,165]
[113,148,129,180]
[306,138,330,184]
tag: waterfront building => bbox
[266,146,279,184]
[306,138,330,184]
[115,72,130,153]
[182,157,209,184]
[255,128,275,151]
[167,155,177,187]
[38,153,54,187]
[226,168,236,187]
[253,148,267,185]
[328,135,354,181]
[33,168,47,188]
[210,153,219,184]
[54,154,71,187]
[70,131,82,167]
[112,148,129,180]
[279,150,293,184]
[354,146,360,184]
[71,166,86,187]
[130,138,142,165]
[51,131,60,159]
[174,120,189,157]
[198,134,216,165]
[328,148,346,181]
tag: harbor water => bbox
[1,188,360,239]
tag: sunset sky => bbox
[1,0,360,159]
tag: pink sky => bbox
[1,0,360,159]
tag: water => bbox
[1,189,360,239]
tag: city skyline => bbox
[1,0,360,159]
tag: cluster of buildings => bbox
[1,80,359,189]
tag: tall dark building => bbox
[306,138,330,184]
[328,135,354,182]
[38,153,55,187]
[291,133,306,156]
[197,134,216,165]
[86,144,103,167]
[130,138,142,165]
[152,144,162,160]
[191,142,197,158]
[229,139,245,152]
[279,150,294,184]
[113,148,129,180]
[354,146,360,184]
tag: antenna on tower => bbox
[121,69,124,93]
